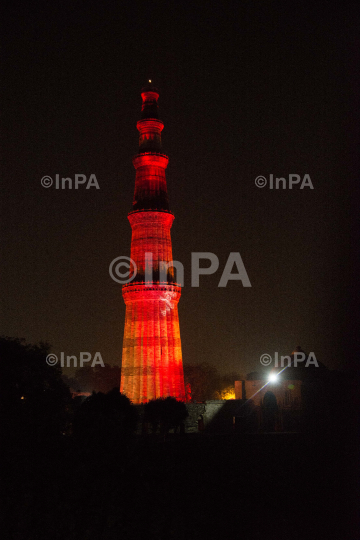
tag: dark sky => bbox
[2,1,359,376]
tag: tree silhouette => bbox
[72,388,138,448]
[0,336,71,440]
[184,362,242,401]
[183,362,220,401]
[144,396,188,434]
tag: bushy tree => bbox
[144,396,188,433]
[72,388,138,447]
[0,336,71,440]
[184,362,242,401]
[183,362,219,401]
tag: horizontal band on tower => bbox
[128,208,174,215]
[122,282,181,292]
[133,152,169,169]
[128,210,174,228]
[121,366,156,376]
[137,119,164,132]
[123,337,182,347]
[121,365,182,377]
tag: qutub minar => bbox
[120,82,186,404]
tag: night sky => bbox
[2,1,359,376]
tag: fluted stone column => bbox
[120,83,185,404]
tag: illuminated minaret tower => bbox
[120,82,185,404]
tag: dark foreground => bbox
[1,429,358,540]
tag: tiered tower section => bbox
[120,83,185,403]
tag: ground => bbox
[3,428,357,540]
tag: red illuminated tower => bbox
[120,83,185,404]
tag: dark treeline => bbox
[0,336,189,538]
[1,336,358,540]
[62,363,121,394]
[183,363,242,401]
[62,360,242,401]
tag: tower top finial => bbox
[140,83,160,119]
[141,81,159,94]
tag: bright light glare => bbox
[268,373,278,382]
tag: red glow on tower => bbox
[120,83,186,404]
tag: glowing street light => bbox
[268,373,279,383]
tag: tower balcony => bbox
[132,152,169,168]
[122,282,182,304]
